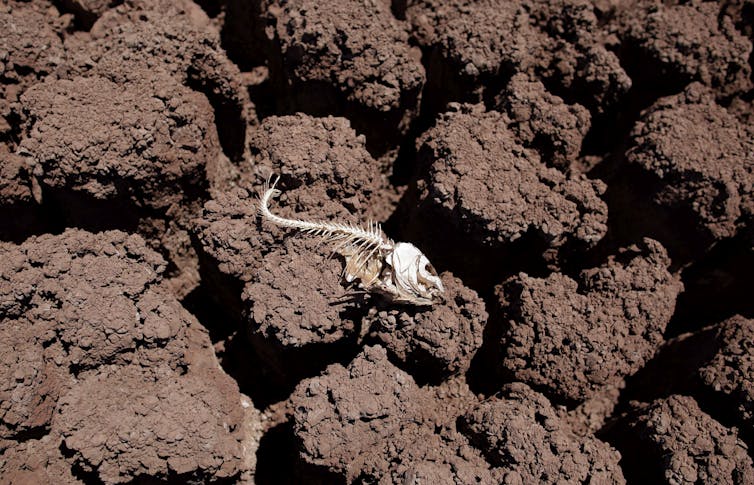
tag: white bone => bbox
[258,175,444,306]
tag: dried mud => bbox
[1,0,753,483]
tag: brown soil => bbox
[607,395,754,484]
[459,382,624,484]
[1,0,753,483]
[492,238,681,404]
[0,229,252,483]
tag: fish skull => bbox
[385,242,444,305]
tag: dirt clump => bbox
[261,0,425,155]
[721,0,754,44]
[191,187,269,328]
[192,187,266,316]
[525,0,632,112]
[1,229,165,442]
[363,272,487,382]
[6,0,253,295]
[0,2,66,141]
[697,315,754,431]
[242,237,363,382]
[55,363,242,484]
[0,229,253,482]
[406,0,630,114]
[288,347,626,482]
[495,239,681,404]
[291,345,494,483]
[19,75,217,212]
[562,385,623,438]
[614,0,752,98]
[62,0,251,159]
[609,395,754,484]
[460,383,625,484]
[620,316,754,435]
[494,73,591,171]
[406,104,607,286]
[0,322,67,443]
[610,84,754,264]
[417,106,607,249]
[245,241,353,346]
[0,433,81,485]
[247,114,397,221]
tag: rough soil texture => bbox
[611,83,754,264]
[3,0,253,297]
[0,2,66,142]
[614,0,752,98]
[0,146,31,207]
[405,0,631,114]
[0,433,82,485]
[16,73,220,297]
[192,187,266,318]
[416,106,607,249]
[494,73,591,171]
[18,75,217,212]
[620,315,754,443]
[246,113,397,220]
[62,0,251,159]
[55,364,242,483]
[290,345,495,483]
[609,395,754,484]
[403,104,607,288]
[262,0,425,155]
[697,315,754,429]
[494,239,681,404]
[193,113,400,387]
[363,272,487,382]
[459,383,625,484]
[242,237,362,377]
[2,0,754,482]
[0,229,254,483]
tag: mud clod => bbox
[615,0,752,97]
[63,0,251,159]
[0,433,81,485]
[495,73,591,171]
[0,229,254,482]
[609,395,754,484]
[407,0,630,114]
[611,84,754,263]
[263,0,425,155]
[291,345,493,483]
[364,272,487,383]
[19,75,217,212]
[698,315,754,430]
[55,364,242,484]
[495,239,681,404]
[418,106,607,250]
[248,114,397,221]
[0,2,66,141]
[405,105,607,287]
[460,383,625,484]
[245,238,358,348]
